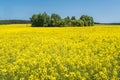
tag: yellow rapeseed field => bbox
[0,24,120,80]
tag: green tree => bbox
[71,20,76,26]
[31,14,39,27]
[90,17,94,26]
[64,16,71,26]
[79,20,84,26]
[30,12,50,27]
[30,13,94,27]
[59,19,65,27]
[42,12,50,27]
[80,15,94,26]
[71,16,76,26]
[50,13,61,26]
[71,16,76,20]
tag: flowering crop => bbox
[0,24,120,80]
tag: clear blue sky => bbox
[0,0,120,23]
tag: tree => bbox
[79,20,84,27]
[59,19,65,27]
[64,16,71,26]
[90,17,94,26]
[30,12,50,27]
[30,13,94,27]
[80,15,94,26]
[50,13,61,26]
[71,20,76,26]
[31,14,39,26]
[71,16,76,20]
[71,16,76,26]
[42,12,50,27]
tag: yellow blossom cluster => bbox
[0,24,119,80]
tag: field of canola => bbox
[0,24,120,80]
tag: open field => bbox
[0,24,120,80]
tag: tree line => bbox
[0,20,30,24]
[30,12,94,27]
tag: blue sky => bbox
[0,0,120,23]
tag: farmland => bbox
[0,24,120,80]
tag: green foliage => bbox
[50,13,61,27]
[64,16,71,26]
[30,13,94,27]
[71,16,76,20]
[0,20,30,24]
[30,12,51,27]
[79,20,84,26]
[80,15,94,26]
[30,14,39,26]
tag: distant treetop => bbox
[30,13,94,27]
